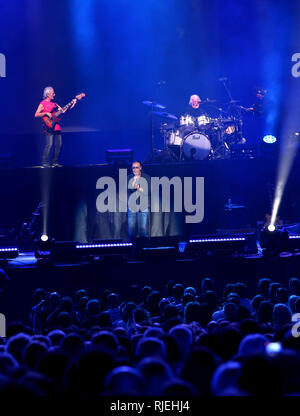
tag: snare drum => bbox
[179,115,195,127]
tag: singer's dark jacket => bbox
[127,173,151,210]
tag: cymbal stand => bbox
[146,83,164,162]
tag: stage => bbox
[1,155,299,246]
[1,151,300,325]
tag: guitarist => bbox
[35,86,76,167]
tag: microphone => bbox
[219,77,228,82]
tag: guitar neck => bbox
[56,99,75,116]
[55,100,74,117]
[50,94,84,120]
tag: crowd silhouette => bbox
[1,274,300,396]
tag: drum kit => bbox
[143,98,246,161]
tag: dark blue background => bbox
[0,0,299,164]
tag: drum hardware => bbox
[166,129,183,146]
[143,98,175,161]
[154,80,261,162]
[153,111,178,120]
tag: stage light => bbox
[289,234,300,240]
[189,237,246,243]
[287,233,300,252]
[0,247,19,260]
[76,242,133,249]
[187,234,248,255]
[35,235,54,259]
[260,227,289,257]
[269,131,299,233]
[75,240,133,257]
[263,135,277,144]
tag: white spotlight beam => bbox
[270,133,299,226]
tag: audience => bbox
[0,276,300,396]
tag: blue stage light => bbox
[76,243,133,249]
[0,247,19,260]
[186,235,248,255]
[289,234,300,239]
[0,247,19,252]
[75,241,133,259]
[263,135,277,144]
[189,237,246,243]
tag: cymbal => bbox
[142,101,166,110]
[153,111,178,120]
[200,98,218,104]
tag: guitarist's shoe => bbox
[41,163,51,168]
[52,163,62,168]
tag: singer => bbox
[127,161,150,240]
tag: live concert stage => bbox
[3,0,300,400]
[1,155,300,246]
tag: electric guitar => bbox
[42,93,85,130]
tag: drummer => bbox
[180,94,207,133]
[185,94,208,119]
[189,94,201,110]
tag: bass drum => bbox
[183,131,211,160]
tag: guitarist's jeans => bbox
[42,132,62,165]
